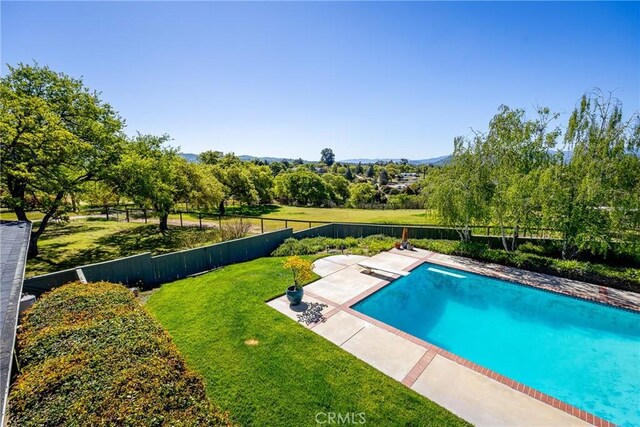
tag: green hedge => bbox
[9,281,232,427]
[272,235,395,257]
[411,240,640,293]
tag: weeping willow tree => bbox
[425,91,639,258]
[540,91,640,259]
[423,136,492,242]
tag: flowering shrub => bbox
[282,256,313,289]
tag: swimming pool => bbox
[352,262,640,426]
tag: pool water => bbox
[352,263,640,426]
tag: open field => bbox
[146,257,468,427]
[178,205,441,228]
[262,205,440,224]
[26,219,220,276]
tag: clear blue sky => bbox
[2,1,639,160]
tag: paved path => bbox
[267,249,636,426]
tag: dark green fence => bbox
[291,224,335,239]
[23,228,293,296]
[22,222,557,296]
[332,223,460,240]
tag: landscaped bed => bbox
[9,282,231,426]
[146,257,469,426]
[273,236,640,292]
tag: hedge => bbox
[9,281,232,427]
[272,235,396,257]
[411,240,640,293]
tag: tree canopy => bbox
[0,63,126,257]
[320,148,335,166]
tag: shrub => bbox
[9,281,231,427]
[221,219,252,240]
[272,235,395,257]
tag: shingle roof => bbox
[0,221,31,425]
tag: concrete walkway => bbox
[266,249,636,427]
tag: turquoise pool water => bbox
[352,262,640,426]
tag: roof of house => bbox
[0,221,31,425]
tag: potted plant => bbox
[283,256,313,305]
[401,227,409,249]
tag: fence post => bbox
[487,226,490,236]
[143,209,147,223]
[261,218,264,233]
[180,212,183,227]
[199,214,203,229]
[106,207,109,221]
[309,221,312,229]
[126,208,130,222]
[285,220,288,229]
[218,214,222,230]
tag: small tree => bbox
[366,164,375,178]
[423,136,492,242]
[283,256,313,290]
[378,169,389,186]
[344,167,354,181]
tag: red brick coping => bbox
[304,250,637,427]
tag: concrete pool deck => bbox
[267,249,639,426]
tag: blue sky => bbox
[2,1,638,160]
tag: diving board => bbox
[357,261,410,277]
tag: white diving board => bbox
[357,261,410,277]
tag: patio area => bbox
[267,248,639,427]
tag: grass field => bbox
[0,210,46,220]
[176,205,439,227]
[146,257,468,427]
[263,205,440,224]
[2,205,439,225]
[26,219,220,276]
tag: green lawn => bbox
[27,219,220,276]
[0,210,46,221]
[261,205,440,225]
[146,257,468,427]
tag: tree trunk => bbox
[14,206,29,222]
[511,225,519,251]
[159,213,169,233]
[28,233,39,258]
[499,223,509,252]
[219,200,225,216]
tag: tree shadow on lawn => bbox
[223,205,281,217]
[31,224,221,275]
[39,222,109,240]
[95,225,221,255]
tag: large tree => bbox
[115,134,223,231]
[0,63,126,258]
[347,182,376,207]
[540,92,640,258]
[272,169,329,206]
[320,148,335,166]
[482,106,559,251]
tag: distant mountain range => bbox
[339,155,452,165]
[180,153,451,165]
